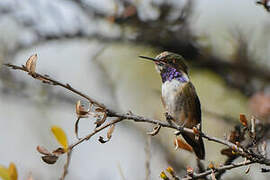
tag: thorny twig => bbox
[5,62,270,179]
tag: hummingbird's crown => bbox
[155,51,188,74]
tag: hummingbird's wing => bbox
[181,82,205,159]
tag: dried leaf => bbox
[98,136,107,144]
[75,117,81,140]
[8,163,17,180]
[75,100,88,118]
[26,54,37,74]
[52,147,66,156]
[107,124,115,140]
[147,125,161,136]
[160,171,169,180]
[51,126,68,151]
[95,107,105,112]
[221,148,236,157]
[95,113,107,128]
[174,137,193,152]
[0,165,10,180]
[42,155,58,165]
[245,165,251,174]
[239,114,248,127]
[36,146,51,156]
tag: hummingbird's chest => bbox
[162,79,187,119]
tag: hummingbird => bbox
[139,51,205,160]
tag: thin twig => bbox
[192,160,254,179]
[60,150,72,180]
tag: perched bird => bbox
[139,51,205,159]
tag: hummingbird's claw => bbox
[147,125,162,136]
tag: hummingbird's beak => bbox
[139,56,158,62]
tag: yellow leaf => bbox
[51,126,68,151]
[0,165,10,180]
[8,163,17,180]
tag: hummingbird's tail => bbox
[182,133,205,160]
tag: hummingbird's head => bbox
[139,51,189,83]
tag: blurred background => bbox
[0,0,270,179]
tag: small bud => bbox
[208,162,215,169]
[26,54,37,74]
[186,166,194,176]
[160,171,169,180]
[166,166,175,177]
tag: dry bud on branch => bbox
[239,114,248,127]
[25,54,37,75]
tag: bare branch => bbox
[5,62,270,180]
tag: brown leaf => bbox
[75,117,81,140]
[26,54,37,74]
[75,100,89,118]
[95,107,105,112]
[147,125,161,136]
[52,147,66,156]
[107,124,115,140]
[221,148,236,157]
[36,146,51,156]
[95,113,107,127]
[41,155,58,164]
[245,165,251,174]
[174,137,193,152]
[239,114,248,127]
